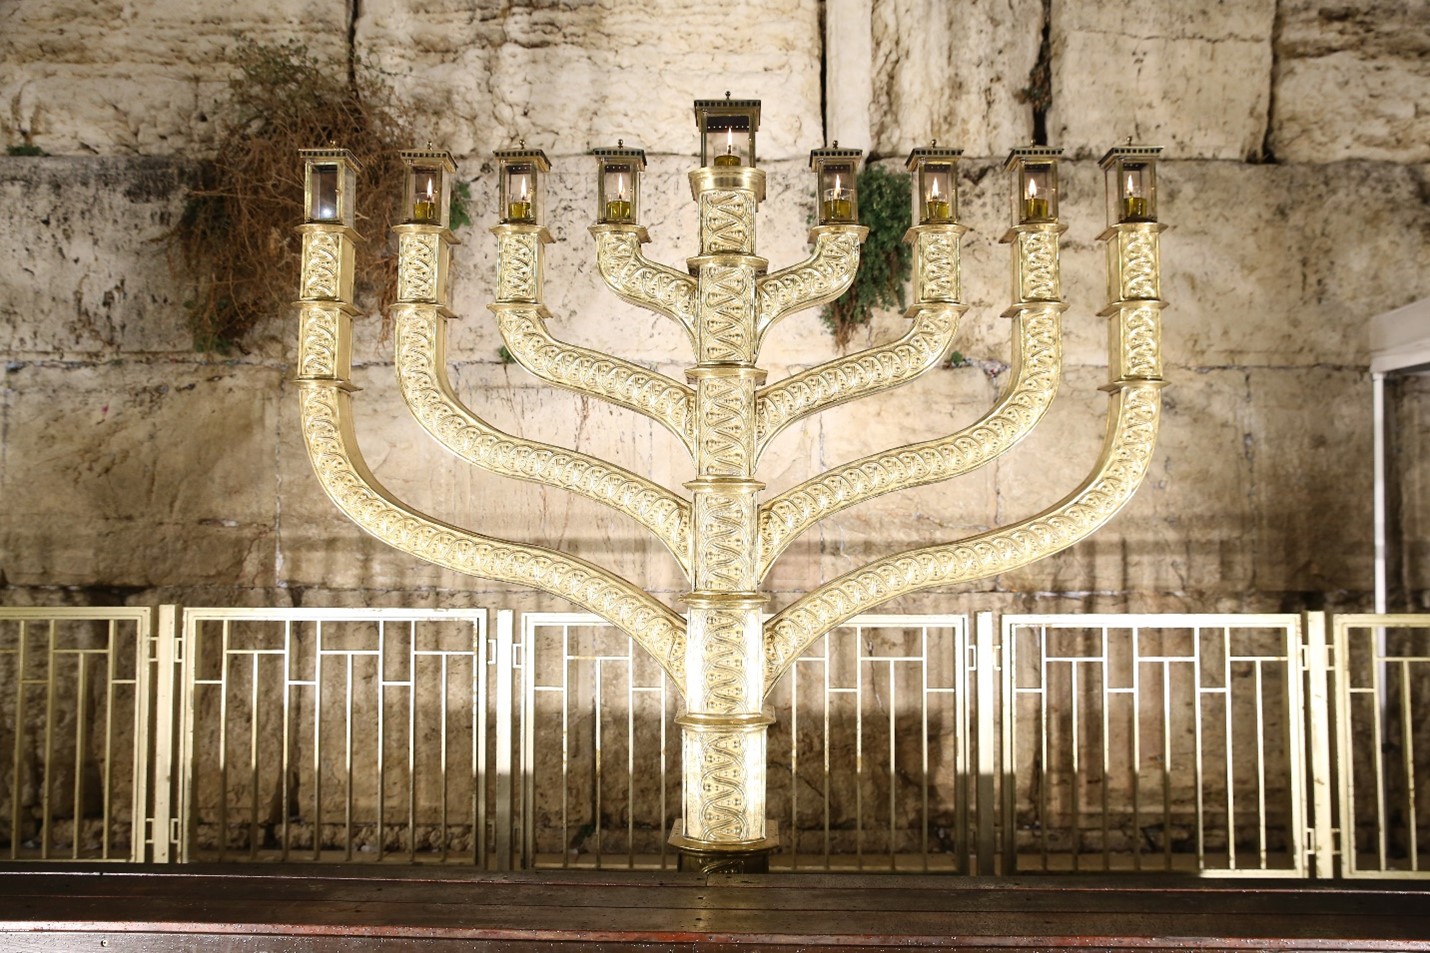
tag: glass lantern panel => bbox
[503,163,536,223]
[1017,163,1055,224]
[819,163,857,223]
[704,118,752,168]
[600,162,636,223]
[310,164,340,222]
[1113,160,1155,222]
[410,167,441,224]
[919,163,955,224]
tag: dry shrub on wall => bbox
[172,41,412,351]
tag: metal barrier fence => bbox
[0,608,152,862]
[3,605,1430,877]
[1331,614,1430,877]
[171,608,496,866]
[1001,613,1308,876]
[519,613,971,872]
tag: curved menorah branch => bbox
[395,304,693,575]
[762,378,1162,688]
[754,304,965,457]
[495,304,696,452]
[757,304,1063,577]
[299,378,688,683]
[754,225,867,343]
[591,225,698,341]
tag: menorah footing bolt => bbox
[295,99,1165,868]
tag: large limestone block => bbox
[869,0,1042,158]
[1161,160,1430,368]
[1269,0,1430,163]
[356,0,822,161]
[0,361,282,588]
[1248,366,1373,593]
[0,0,350,154]
[0,157,195,356]
[1048,2,1276,161]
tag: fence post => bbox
[975,612,997,874]
[150,605,179,863]
[1303,611,1335,878]
[494,609,515,871]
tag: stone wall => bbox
[2,0,1427,609]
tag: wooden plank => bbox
[1,867,1428,951]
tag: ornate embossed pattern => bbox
[397,232,440,302]
[698,264,756,363]
[1018,228,1061,302]
[755,306,962,451]
[497,231,539,302]
[688,729,750,841]
[299,381,687,683]
[1120,228,1159,301]
[594,230,697,334]
[755,230,862,336]
[758,307,1062,574]
[693,493,757,592]
[298,305,342,379]
[916,231,960,303]
[763,382,1162,686]
[700,190,755,255]
[497,307,696,450]
[395,305,692,572]
[1118,306,1162,379]
[697,375,754,477]
[301,232,342,300]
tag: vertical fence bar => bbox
[975,612,995,875]
[1304,612,1335,878]
[495,610,514,871]
[152,606,178,863]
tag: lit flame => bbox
[425,178,434,200]
[1026,178,1039,199]
[520,177,528,200]
[1126,173,1136,196]
[930,178,941,200]
[618,172,627,201]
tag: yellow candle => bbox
[823,175,852,221]
[413,199,438,222]
[604,199,633,222]
[1022,179,1050,221]
[713,127,741,167]
[924,177,951,222]
[1121,174,1149,220]
[1121,196,1149,220]
[507,201,533,222]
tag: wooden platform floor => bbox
[2,864,1429,951]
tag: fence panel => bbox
[1001,613,1307,876]
[0,607,152,862]
[175,607,493,865]
[1332,614,1430,878]
[519,612,971,872]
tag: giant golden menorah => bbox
[295,99,1165,870]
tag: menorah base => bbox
[670,821,780,874]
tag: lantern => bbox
[809,145,862,225]
[906,142,962,225]
[399,147,456,227]
[495,145,551,224]
[591,141,646,225]
[694,94,760,169]
[1005,146,1062,226]
[1099,143,1160,225]
[300,147,360,227]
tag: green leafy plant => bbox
[497,345,517,365]
[449,180,473,231]
[821,165,913,347]
[169,40,413,351]
[6,144,46,156]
